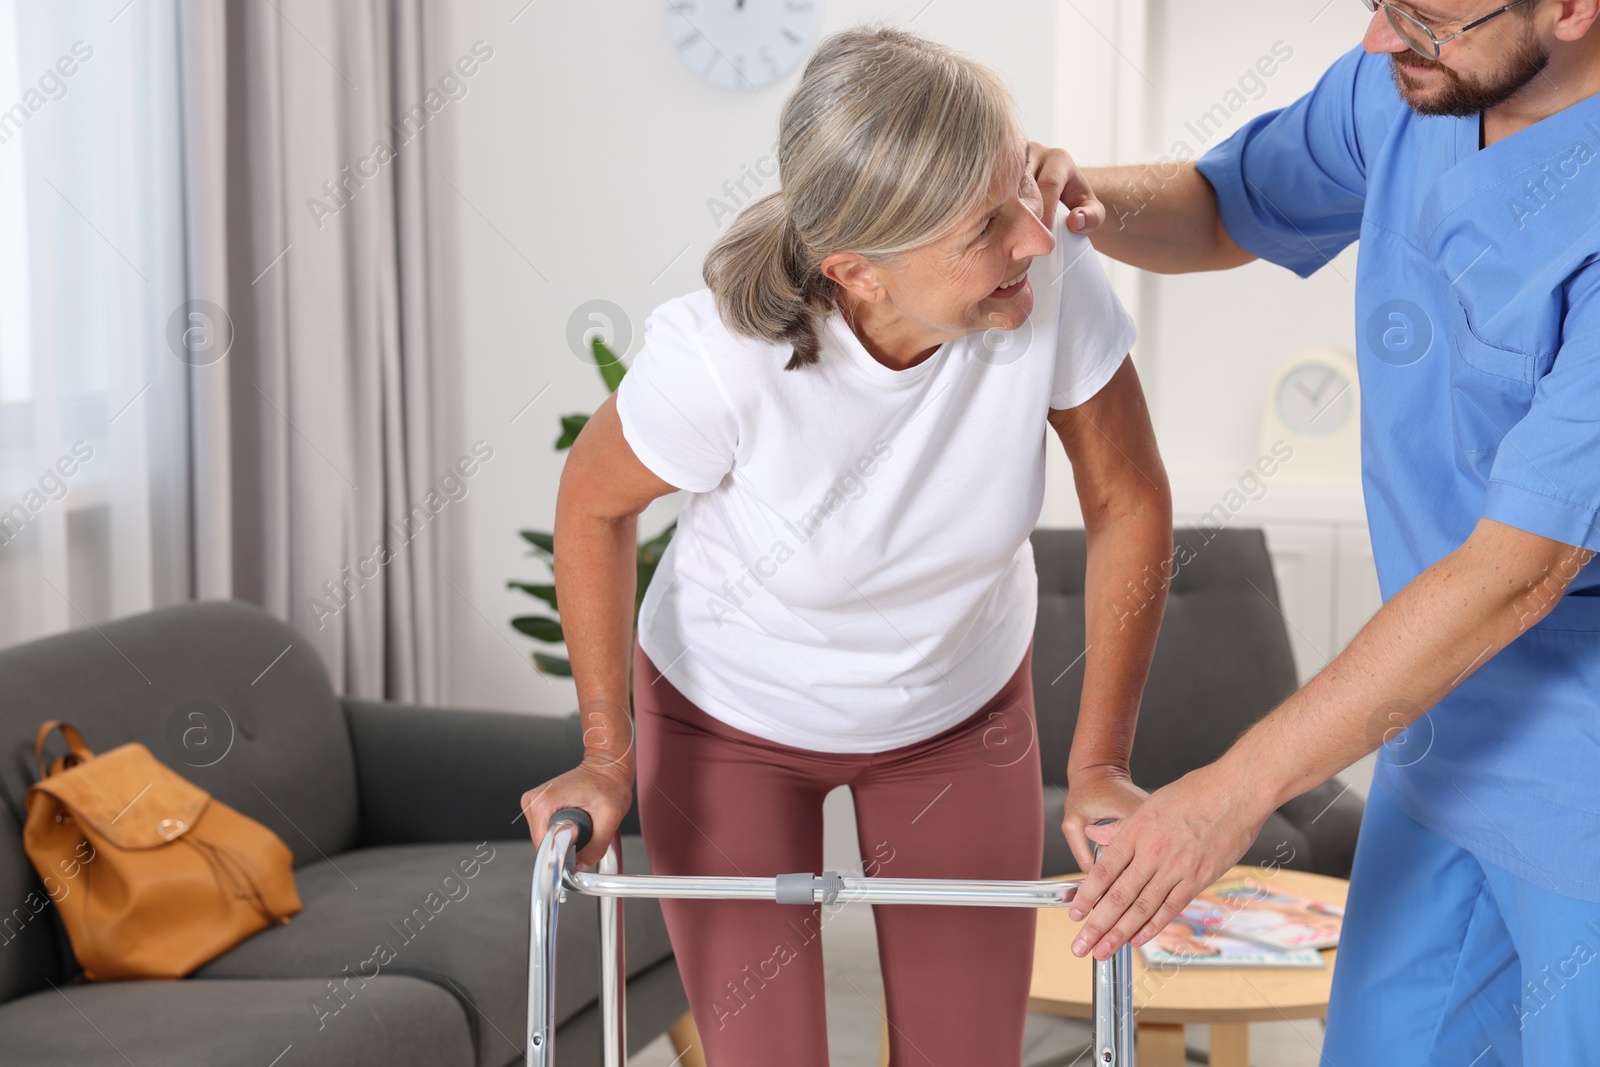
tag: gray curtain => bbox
[173,0,448,702]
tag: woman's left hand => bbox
[1060,765,1149,874]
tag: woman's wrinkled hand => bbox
[1061,765,1149,874]
[1026,140,1105,236]
[521,757,635,871]
[1066,762,1274,960]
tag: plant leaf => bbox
[636,520,677,615]
[519,529,554,559]
[555,414,588,452]
[638,519,677,566]
[512,615,564,643]
[533,652,572,677]
[593,338,628,394]
[507,581,558,611]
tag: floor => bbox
[630,780,1355,1067]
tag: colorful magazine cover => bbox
[1135,877,1343,968]
[1137,917,1326,968]
[1196,878,1344,951]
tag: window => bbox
[0,0,189,649]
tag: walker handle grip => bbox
[551,807,593,852]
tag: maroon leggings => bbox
[633,638,1044,1067]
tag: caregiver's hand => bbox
[1066,761,1274,960]
[521,758,634,872]
[1026,140,1104,236]
[1061,765,1148,874]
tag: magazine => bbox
[1136,877,1343,969]
[1138,921,1326,968]
[1199,878,1344,950]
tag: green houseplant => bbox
[510,338,676,676]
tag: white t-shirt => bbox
[615,209,1136,752]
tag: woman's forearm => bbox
[551,498,641,772]
[1081,163,1255,275]
[1050,356,1173,780]
[1070,497,1174,776]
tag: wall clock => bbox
[666,1,820,91]
[1257,348,1362,485]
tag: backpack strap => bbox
[34,720,95,782]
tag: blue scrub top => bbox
[1195,45,1600,902]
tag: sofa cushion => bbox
[0,600,361,872]
[194,837,672,1067]
[0,974,473,1067]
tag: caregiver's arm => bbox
[1049,355,1173,873]
[1026,142,1256,274]
[1066,518,1596,960]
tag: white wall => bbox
[438,0,1380,717]
[1140,1,1373,485]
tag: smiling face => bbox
[1363,0,1549,116]
[820,135,1057,369]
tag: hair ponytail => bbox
[703,191,834,370]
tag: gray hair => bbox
[702,25,1022,371]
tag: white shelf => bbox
[1169,478,1368,528]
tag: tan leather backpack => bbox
[23,720,302,980]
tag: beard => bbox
[1389,25,1550,117]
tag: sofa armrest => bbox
[1275,779,1365,880]
[343,700,643,848]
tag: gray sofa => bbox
[1032,526,1364,879]
[0,526,1360,1065]
[0,600,686,1067]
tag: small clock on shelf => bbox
[1257,348,1362,485]
[666,0,820,91]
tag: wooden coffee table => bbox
[1028,865,1349,1067]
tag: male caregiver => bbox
[1029,2,1600,1062]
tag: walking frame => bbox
[528,808,1136,1066]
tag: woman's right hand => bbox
[1061,764,1149,875]
[521,757,635,871]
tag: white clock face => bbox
[666,1,819,91]
[1276,362,1354,438]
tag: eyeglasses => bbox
[1360,0,1535,60]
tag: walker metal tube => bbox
[566,870,1083,908]
[527,817,580,1067]
[1090,828,1137,1066]
[531,807,1135,1066]
[597,838,625,1067]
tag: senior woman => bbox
[523,25,1172,1066]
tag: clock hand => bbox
[1306,367,1339,405]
